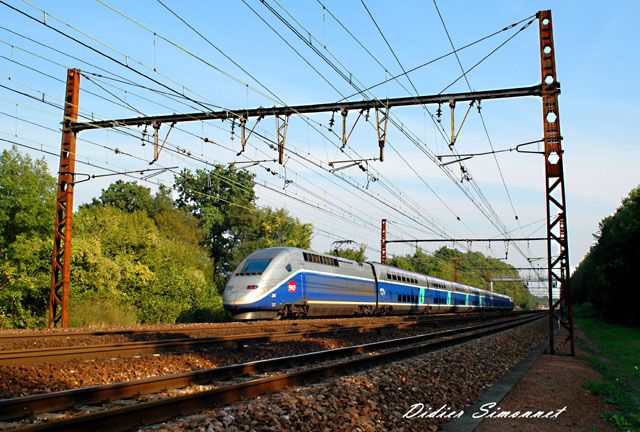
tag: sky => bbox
[0,0,638,299]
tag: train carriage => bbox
[223,247,514,320]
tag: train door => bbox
[300,273,307,304]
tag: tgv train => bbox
[223,247,514,320]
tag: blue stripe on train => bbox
[234,271,513,312]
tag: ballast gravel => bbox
[140,319,547,432]
[0,321,478,398]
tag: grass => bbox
[69,297,139,327]
[574,303,640,431]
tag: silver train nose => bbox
[223,284,243,305]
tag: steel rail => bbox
[0,312,490,341]
[14,314,543,431]
[3,313,542,426]
[0,312,520,365]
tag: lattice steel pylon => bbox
[380,219,387,264]
[538,10,574,355]
[48,69,80,328]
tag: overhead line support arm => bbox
[384,237,548,244]
[70,84,545,132]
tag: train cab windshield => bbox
[235,258,272,276]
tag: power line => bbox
[1,2,450,243]
[432,0,522,227]
[357,0,527,242]
[77,0,448,240]
[2,1,544,264]
[262,0,535,247]
[0,80,393,252]
[74,0,460,239]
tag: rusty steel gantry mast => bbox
[48,10,574,356]
[538,10,574,355]
[48,69,80,328]
[376,10,573,355]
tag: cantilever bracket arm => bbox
[150,121,175,165]
[375,105,389,162]
[341,108,365,149]
[238,115,263,156]
[275,114,289,165]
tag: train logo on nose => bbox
[287,280,297,292]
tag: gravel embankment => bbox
[141,319,547,432]
[0,322,476,398]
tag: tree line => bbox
[0,147,539,328]
[385,247,541,309]
[0,148,311,327]
[572,186,640,326]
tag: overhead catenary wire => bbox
[0,14,456,250]
[97,0,536,253]
[0,81,393,253]
[253,0,469,232]
[298,2,542,270]
[357,0,528,242]
[256,0,535,251]
[77,0,452,239]
[0,1,454,244]
[68,0,459,240]
[1,0,544,264]
[432,0,523,228]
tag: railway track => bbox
[0,312,529,365]
[2,312,544,431]
[0,312,503,346]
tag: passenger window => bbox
[285,263,292,272]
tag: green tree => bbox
[236,207,312,260]
[174,166,313,284]
[328,245,367,262]
[174,166,256,275]
[0,147,55,328]
[88,180,155,214]
[88,180,177,219]
[0,147,55,250]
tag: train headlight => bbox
[246,285,259,290]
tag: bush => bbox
[71,205,222,325]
